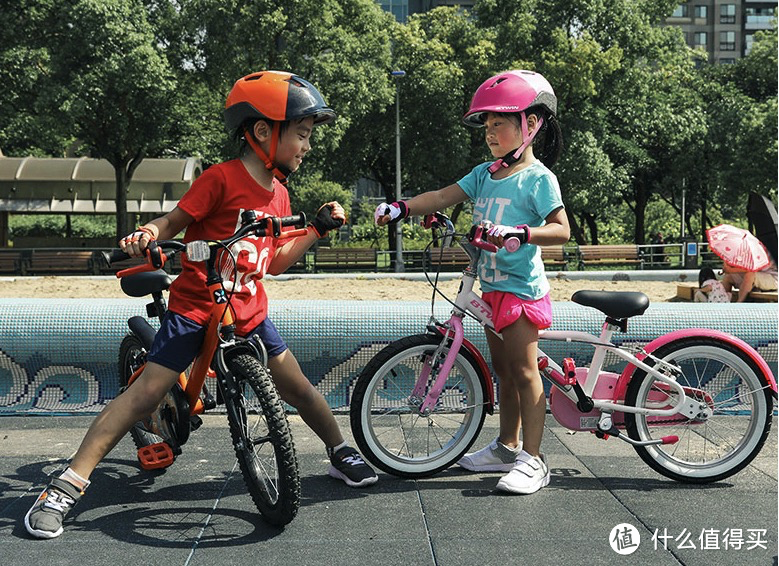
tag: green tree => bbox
[44,0,177,240]
[0,1,72,155]
[160,0,394,220]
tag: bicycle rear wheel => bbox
[350,334,489,478]
[223,353,299,526]
[625,337,773,483]
[118,334,161,449]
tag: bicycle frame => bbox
[417,241,695,426]
[121,216,310,419]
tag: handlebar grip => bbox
[103,249,131,266]
[278,212,307,228]
[504,237,521,253]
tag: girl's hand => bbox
[119,226,156,258]
[374,201,408,226]
[484,224,530,249]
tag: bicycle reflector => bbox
[186,240,211,262]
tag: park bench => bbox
[429,247,470,271]
[577,244,644,270]
[20,249,95,275]
[428,245,570,272]
[314,247,377,272]
[540,245,569,271]
[0,249,22,275]
[676,282,778,303]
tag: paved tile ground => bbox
[1,414,776,566]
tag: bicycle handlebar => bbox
[104,212,308,277]
[421,212,522,253]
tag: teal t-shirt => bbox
[457,160,564,299]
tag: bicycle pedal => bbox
[190,415,203,431]
[137,442,175,470]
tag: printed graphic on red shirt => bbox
[167,159,292,334]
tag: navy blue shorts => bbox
[147,311,288,372]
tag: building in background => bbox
[376,0,474,23]
[377,1,776,64]
[663,1,776,63]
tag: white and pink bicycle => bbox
[350,213,776,483]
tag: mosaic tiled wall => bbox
[0,299,776,414]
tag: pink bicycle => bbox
[350,213,776,482]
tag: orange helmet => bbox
[224,71,336,184]
[224,71,335,131]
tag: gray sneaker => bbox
[24,477,84,539]
[457,438,523,472]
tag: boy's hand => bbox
[119,226,156,257]
[309,202,345,237]
[374,201,408,226]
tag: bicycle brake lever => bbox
[470,225,498,253]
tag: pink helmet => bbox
[463,70,557,127]
[464,70,558,173]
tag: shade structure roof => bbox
[0,156,202,213]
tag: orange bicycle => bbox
[105,212,308,526]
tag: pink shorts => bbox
[482,291,553,333]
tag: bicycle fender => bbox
[128,315,157,350]
[615,329,777,402]
[431,327,495,413]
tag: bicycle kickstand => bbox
[596,413,679,447]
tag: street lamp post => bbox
[392,70,406,272]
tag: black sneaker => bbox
[327,446,378,487]
[24,477,84,539]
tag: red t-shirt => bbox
[168,159,292,334]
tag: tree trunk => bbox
[113,153,145,242]
[582,212,599,245]
[633,179,648,245]
[566,208,586,244]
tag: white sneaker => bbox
[495,450,550,494]
[457,438,522,472]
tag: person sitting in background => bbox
[722,260,778,303]
[693,266,729,303]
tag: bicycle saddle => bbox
[572,290,649,319]
[121,269,173,297]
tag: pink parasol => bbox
[706,224,771,272]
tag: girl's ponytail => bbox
[533,111,563,168]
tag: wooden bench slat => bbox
[23,250,95,275]
[429,245,570,271]
[0,250,21,274]
[314,247,377,272]
[578,245,643,269]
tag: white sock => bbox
[59,467,91,491]
[328,440,348,457]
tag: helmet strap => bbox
[488,112,544,174]
[243,122,291,186]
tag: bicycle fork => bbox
[411,316,465,415]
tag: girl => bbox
[25,71,376,540]
[376,70,570,494]
[694,266,729,303]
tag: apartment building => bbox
[376,0,475,23]
[377,1,775,64]
[664,0,777,63]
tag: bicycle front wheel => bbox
[223,353,300,526]
[625,337,773,483]
[350,334,489,478]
